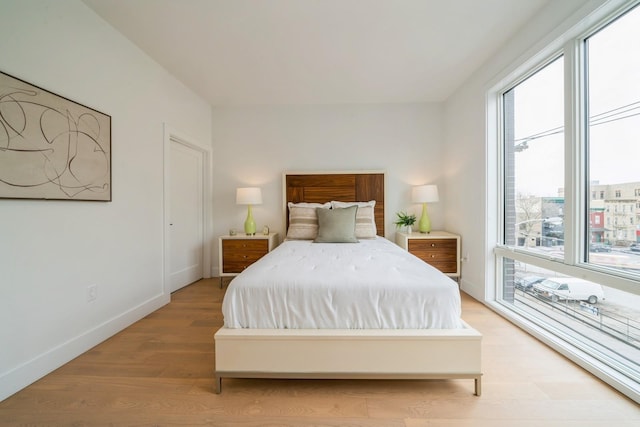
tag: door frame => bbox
[163,124,211,296]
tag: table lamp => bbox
[412,184,439,233]
[236,187,262,235]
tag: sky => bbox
[513,4,640,197]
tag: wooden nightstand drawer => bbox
[408,239,456,256]
[408,239,457,273]
[218,233,279,286]
[396,231,461,279]
[222,239,268,273]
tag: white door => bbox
[169,139,203,292]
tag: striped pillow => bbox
[331,200,377,239]
[286,202,331,240]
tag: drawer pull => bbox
[431,243,436,247]
[431,254,436,258]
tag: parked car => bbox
[589,243,611,252]
[533,277,605,304]
[630,243,640,252]
[514,275,545,291]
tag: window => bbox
[494,1,640,403]
[587,5,640,256]
[502,57,564,254]
[502,258,640,383]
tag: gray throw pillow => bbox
[314,205,359,243]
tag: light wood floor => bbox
[1,279,638,426]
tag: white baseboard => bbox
[459,277,485,301]
[0,293,170,402]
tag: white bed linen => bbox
[222,237,463,329]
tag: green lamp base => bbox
[418,202,431,233]
[244,205,256,235]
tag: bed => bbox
[214,171,482,395]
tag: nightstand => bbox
[395,231,461,280]
[218,233,278,287]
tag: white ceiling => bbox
[83,0,549,106]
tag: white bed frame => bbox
[214,171,482,395]
[214,321,482,395]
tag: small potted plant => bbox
[394,211,416,234]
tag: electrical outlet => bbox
[87,284,98,302]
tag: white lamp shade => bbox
[412,184,439,203]
[236,187,262,205]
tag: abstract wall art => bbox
[0,70,111,201]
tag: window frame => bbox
[488,0,640,404]
[494,1,640,297]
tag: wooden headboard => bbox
[283,171,385,237]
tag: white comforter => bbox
[222,237,463,329]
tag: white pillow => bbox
[330,200,377,239]
[286,202,331,240]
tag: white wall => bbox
[442,0,607,300]
[0,0,212,400]
[211,103,445,273]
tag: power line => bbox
[513,100,640,144]
[591,100,640,120]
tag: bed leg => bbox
[474,377,481,396]
[215,376,222,394]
